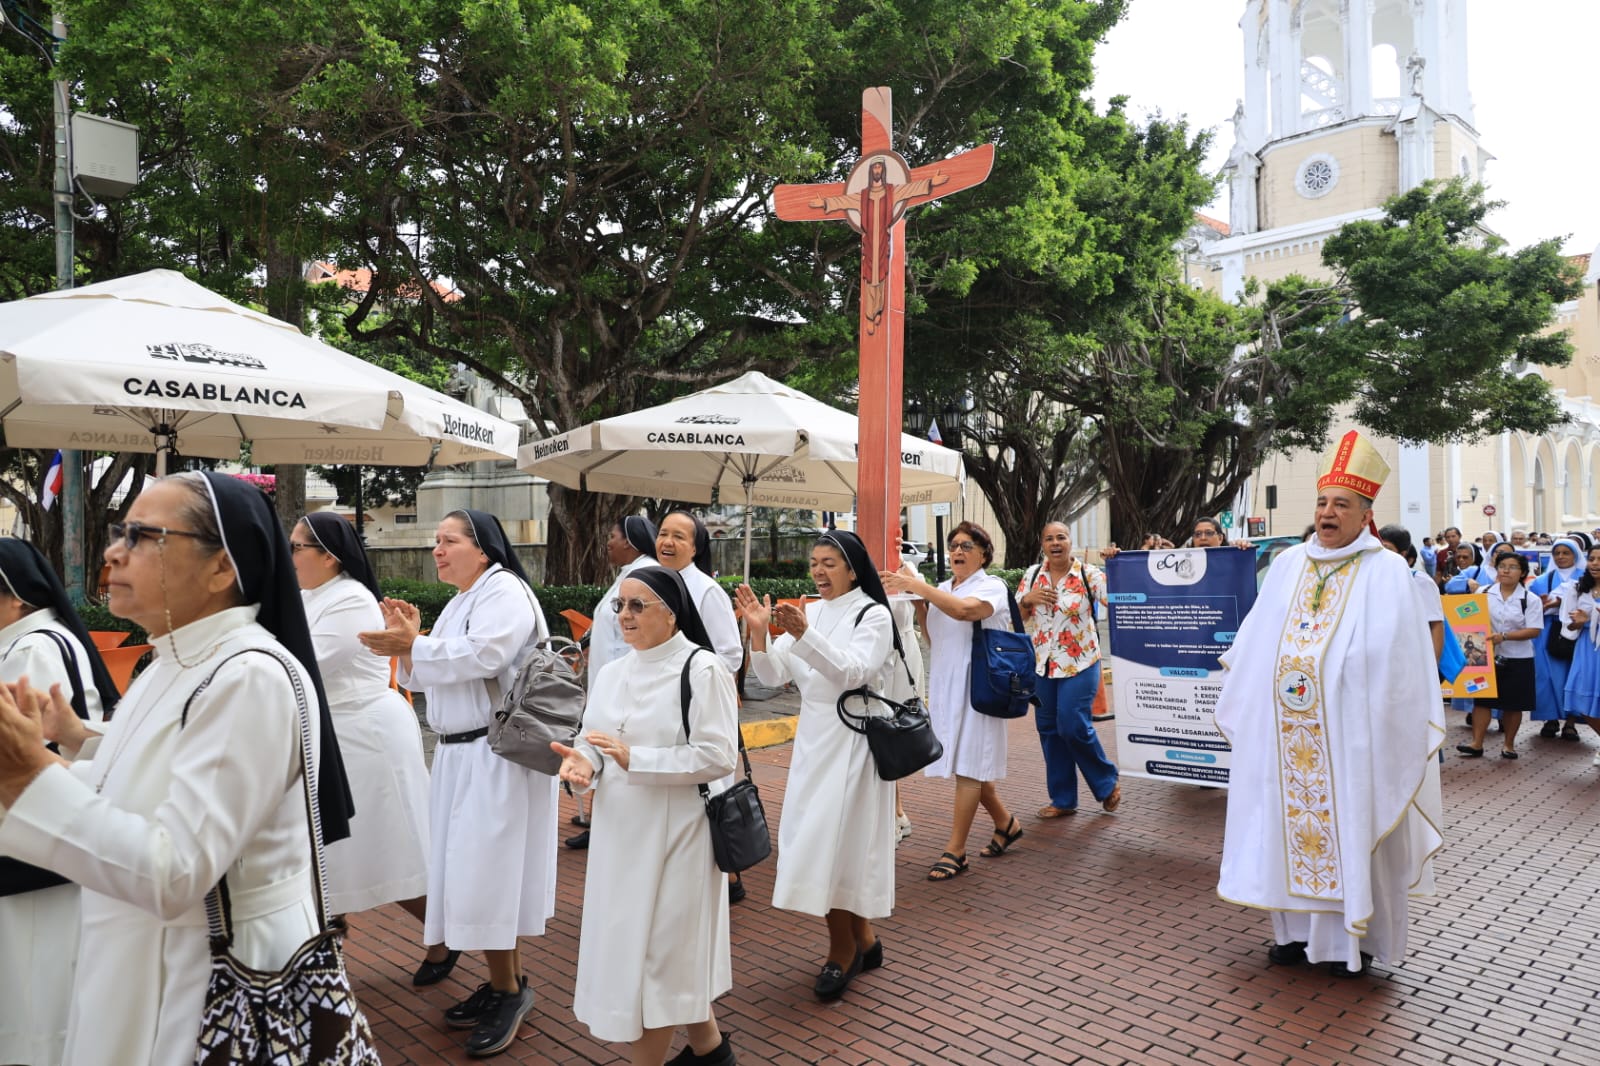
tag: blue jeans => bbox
[1034,663,1118,809]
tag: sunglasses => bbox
[108,522,215,551]
[289,541,325,554]
[612,596,665,615]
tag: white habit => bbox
[0,610,106,1066]
[572,632,739,1043]
[0,607,320,1066]
[399,564,558,949]
[303,574,431,913]
[1214,532,1445,970]
[923,569,1012,781]
[751,588,896,918]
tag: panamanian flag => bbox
[40,451,63,511]
[927,419,943,445]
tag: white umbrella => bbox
[518,370,963,577]
[0,269,519,473]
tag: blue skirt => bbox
[1561,635,1600,718]
[1532,619,1572,721]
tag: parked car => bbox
[900,540,929,569]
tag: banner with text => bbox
[1106,548,1258,786]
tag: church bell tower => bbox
[1223,0,1488,259]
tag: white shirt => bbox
[1483,581,1543,660]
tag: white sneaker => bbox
[895,813,912,843]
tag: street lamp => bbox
[1455,485,1479,508]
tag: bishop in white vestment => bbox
[1215,431,1445,975]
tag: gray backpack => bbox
[485,637,585,775]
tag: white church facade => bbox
[1186,0,1600,543]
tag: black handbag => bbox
[836,638,942,780]
[187,649,381,1066]
[969,588,1036,718]
[1546,618,1577,661]
[679,650,772,874]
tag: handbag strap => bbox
[5,628,89,720]
[835,685,915,734]
[183,648,329,950]
[970,585,1026,639]
[678,647,752,801]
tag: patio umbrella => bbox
[0,269,519,473]
[518,370,963,577]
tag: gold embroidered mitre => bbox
[1317,430,1390,501]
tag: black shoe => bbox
[1457,744,1485,758]
[1563,722,1582,741]
[728,877,746,905]
[813,951,863,1000]
[1540,721,1561,739]
[1267,941,1307,966]
[445,981,501,1029]
[464,977,534,1058]
[412,948,460,987]
[1328,953,1373,979]
[860,938,883,972]
[667,1034,736,1065]
[565,829,590,849]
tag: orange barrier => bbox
[769,598,809,638]
[89,630,132,650]
[389,657,413,707]
[99,643,153,696]
[559,609,593,644]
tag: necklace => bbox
[1308,557,1359,612]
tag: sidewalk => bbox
[347,715,1600,1065]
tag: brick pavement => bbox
[344,713,1600,1065]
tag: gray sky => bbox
[1093,0,1597,256]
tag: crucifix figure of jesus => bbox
[773,87,993,569]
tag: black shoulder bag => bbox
[835,602,943,781]
[679,649,772,874]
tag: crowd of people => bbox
[1,446,1596,1063]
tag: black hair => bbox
[1377,524,1413,556]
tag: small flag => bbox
[927,419,942,444]
[40,451,63,512]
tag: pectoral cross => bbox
[774,87,993,569]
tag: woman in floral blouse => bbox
[1017,522,1120,817]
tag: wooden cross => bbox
[774,87,993,570]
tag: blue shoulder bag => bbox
[969,587,1036,719]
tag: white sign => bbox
[932,501,952,517]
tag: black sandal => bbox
[1540,721,1561,739]
[980,816,1024,857]
[1562,722,1581,741]
[927,851,968,881]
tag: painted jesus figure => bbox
[809,159,947,335]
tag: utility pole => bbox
[51,10,86,603]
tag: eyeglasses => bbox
[289,541,324,554]
[108,522,215,551]
[949,540,979,552]
[612,596,665,615]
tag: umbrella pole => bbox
[742,478,754,583]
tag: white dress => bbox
[0,611,106,1066]
[588,555,655,682]
[398,564,559,950]
[0,606,320,1066]
[923,570,1012,781]
[303,574,431,913]
[887,562,925,703]
[679,566,744,674]
[751,588,896,918]
[572,632,739,1043]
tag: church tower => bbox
[1216,0,1489,302]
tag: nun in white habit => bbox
[0,471,356,1066]
[292,512,430,917]
[736,530,898,1002]
[0,538,120,1066]
[555,565,740,1066]
[360,507,556,1058]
